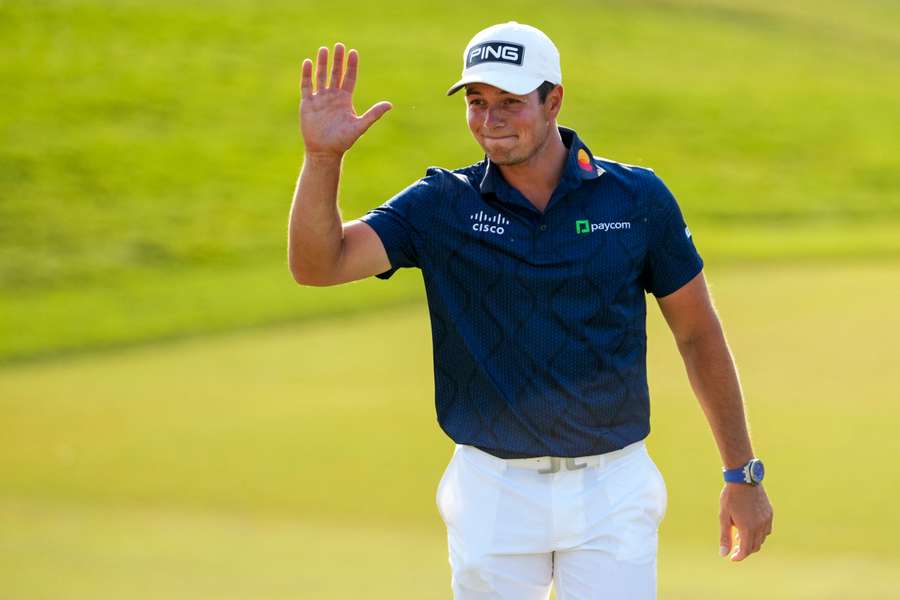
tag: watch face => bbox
[751,460,765,483]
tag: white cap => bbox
[446,21,562,96]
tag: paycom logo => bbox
[575,219,631,234]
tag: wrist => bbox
[303,149,345,164]
[723,457,765,486]
[723,456,754,471]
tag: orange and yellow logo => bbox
[577,148,593,172]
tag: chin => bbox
[484,146,525,166]
[489,152,529,166]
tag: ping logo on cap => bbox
[466,42,524,68]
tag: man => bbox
[289,21,772,599]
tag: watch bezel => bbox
[723,458,764,485]
[747,458,764,484]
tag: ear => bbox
[545,84,563,119]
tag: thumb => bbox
[719,511,733,557]
[357,101,393,134]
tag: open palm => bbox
[299,43,392,157]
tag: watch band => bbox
[723,466,751,484]
[723,458,764,485]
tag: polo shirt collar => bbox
[478,125,603,209]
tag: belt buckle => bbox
[537,456,588,474]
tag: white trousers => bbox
[436,440,667,599]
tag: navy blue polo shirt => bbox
[358,126,703,458]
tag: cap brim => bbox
[446,71,545,96]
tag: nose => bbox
[484,106,504,129]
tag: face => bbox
[465,82,561,166]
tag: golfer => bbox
[288,21,773,599]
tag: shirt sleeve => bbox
[357,170,442,280]
[641,172,704,297]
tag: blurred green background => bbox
[2,0,899,598]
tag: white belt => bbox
[485,439,646,474]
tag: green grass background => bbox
[3,263,900,598]
[2,0,900,597]
[2,0,900,361]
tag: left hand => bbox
[719,483,773,561]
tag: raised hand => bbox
[299,43,393,158]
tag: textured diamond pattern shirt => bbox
[358,126,704,458]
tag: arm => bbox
[288,156,391,286]
[288,43,393,286]
[656,271,774,562]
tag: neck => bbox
[495,124,568,197]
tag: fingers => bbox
[341,49,358,94]
[730,504,774,561]
[730,525,771,561]
[315,46,327,92]
[300,58,313,100]
[357,101,393,133]
[750,530,764,554]
[756,516,771,549]
[329,43,345,88]
[730,528,751,561]
[718,511,732,557]
[729,530,750,562]
[306,44,353,94]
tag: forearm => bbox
[288,152,345,282]
[676,324,754,470]
[657,275,772,560]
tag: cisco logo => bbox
[471,210,509,235]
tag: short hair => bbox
[536,81,558,104]
[463,81,558,102]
